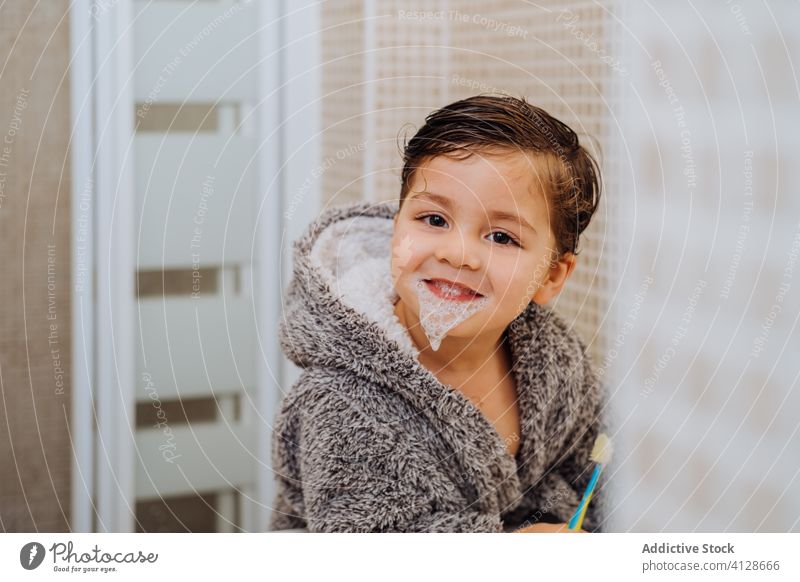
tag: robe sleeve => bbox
[295,389,503,533]
[518,352,611,533]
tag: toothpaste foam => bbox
[414,277,491,351]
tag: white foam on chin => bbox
[414,277,491,351]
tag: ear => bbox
[532,252,577,305]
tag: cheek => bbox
[391,232,421,285]
[489,261,541,305]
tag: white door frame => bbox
[69,0,98,534]
[69,0,137,533]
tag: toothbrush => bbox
[568,433,612,532]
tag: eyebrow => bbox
[409,191,538,235]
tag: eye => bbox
[417,213,448,228]
[416,214,521,247]
[488,231,521,247]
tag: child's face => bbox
[391,149,575,339]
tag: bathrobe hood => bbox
[279,200,421,372]
[275,199,608,532]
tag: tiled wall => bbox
[0,0,72,531]
[320,0,368,208]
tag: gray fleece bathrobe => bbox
[269,200,611,533]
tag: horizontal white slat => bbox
[132,0,258,102]
[135,135,256,268]
[136,295,256,401]
[134,422,254,499]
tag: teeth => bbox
[431,280,474,297]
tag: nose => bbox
[434,227,482,271]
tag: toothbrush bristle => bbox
[590,433,612,464]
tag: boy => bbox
[270,95,608,533]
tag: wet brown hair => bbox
[399,94,601,257]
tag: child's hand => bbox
[514,522,588,533]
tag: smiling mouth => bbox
[423,278,485,300]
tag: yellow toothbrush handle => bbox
[574,491,593,531]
